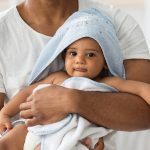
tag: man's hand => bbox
[19,85,73,126]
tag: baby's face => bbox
[65,37,105,79]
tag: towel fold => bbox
[27,77,117,150]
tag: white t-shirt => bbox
[0,1,149,149]
[0,7,51,99]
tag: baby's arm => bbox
[0,79,49,132]
[99,77,150,105]
[0,71,69,131]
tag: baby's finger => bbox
[19,101,32,110]
[5,122,13,130]
[0,124,7,133]
[26,94,33,102]
[81,137,92,149]
[20,109,34,119]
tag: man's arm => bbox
[98,64,150,105]
[20,59,150,131]
[0,93,5,110]
[74,59,150,131]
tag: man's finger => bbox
[25,117,40,126]
[20,110,34,119]
[19,101,32,110]
[5,122,13,130]
[94,138,104,150]
[26,95,33,102]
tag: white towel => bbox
[25,77,118,150]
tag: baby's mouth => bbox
[74,67,87,72]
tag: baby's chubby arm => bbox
[0,71,69,132]
[99,76,150,105]
[0,79,49,133]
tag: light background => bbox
[0,0,149,49]
[103,0,150,49]
[0,1,150,150]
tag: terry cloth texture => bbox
[26,78,116,150]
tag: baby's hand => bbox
[0,113,12,134]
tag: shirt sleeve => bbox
[0,54,5,93]
[114,9,150,60]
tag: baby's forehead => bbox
[66,37,103,51]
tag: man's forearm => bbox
[70,90,150,131]
[0,93,5,110]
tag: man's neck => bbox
[17,0,78,35]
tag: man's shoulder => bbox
[0,7,23,48]
[79,0,127,23]
[0,7,15,35]
[79,0,127,18]
[0,7,14,23]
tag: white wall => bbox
[0,0,21,11]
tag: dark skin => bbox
[0,93,5,110]
[17,0,78,36]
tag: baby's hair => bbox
[99,68,110,78]
[61,48,67,59]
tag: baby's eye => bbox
[86,53,96,57]
[70,51,77,56]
